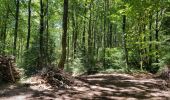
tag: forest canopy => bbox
[0,0,170,75]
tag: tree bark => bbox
[2,9,9,55]
[26,0,31,49]
[103,0,107,69]
[114,24,117,47]
[122,15,129,67]
[45,0,49,65]
[87,1,93,72]
[149,15,152,66]
[155,11,159,63]
[58,0,68,70]
[39,0,45,67]
[82,4,87,56]
[13,0,20,56]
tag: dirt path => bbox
[0,73,170,100]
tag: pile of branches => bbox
[41,67,75,88]
[156,65,170,80]
[0,55,20,83]
[155,65,170,88]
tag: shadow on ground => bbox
[0,73,170,100]
[0,83,57,100]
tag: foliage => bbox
[105,48,125,69]
[21,35,57,75]
[0,0,170,76]
[65,58,85,76]
[21,40,40,75]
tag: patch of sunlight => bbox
[61,94,71,100]
[84,91,102,96]
[136,85,148,89]
[92,91,102,95]
[0,94,31,100]
[90,85,116,92]
[73,86,90,92]
[119,88,135,92]
[85,91,102,97]
[105,85,117,89]
[149,91,170,97]
[129,87,145,92]
[88,73,135,79]
[105,96,137,100]
[30,84,52,91]
[9,85,17,89]
[122,79,157,84]
[116,74,135,78]
[87,78,104,81]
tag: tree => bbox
[13,0,20,56]
[26,0,31,49]
[122,14,129,68]
[39,0,45,67]
[0,0,169,75]
[58,0,69,70]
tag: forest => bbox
[0,0,170,99]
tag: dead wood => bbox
[0,55,20,83]
[40,66,74,88]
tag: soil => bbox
[0,73,170,100]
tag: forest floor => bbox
[0,72,170,100]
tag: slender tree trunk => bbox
[109,23,113,48]
[58,0,68,70]
[143,23,147,65]
[122,15,129,68]
[71,7,75,58]
[82,4,86,56]
[2,9,9,55]
[66,18,70,68]
[13,0,20,56]
[73,15,78,58]
[149,15,152,66]
[155,11,159,63]
[103,0,107,69]
[87,1,93,72]
[39,0,45,67]
[26,0,31,49]
[138,18,143,69]
[93,16,98,56]
[114,24,117,47]
[45,0,49,65]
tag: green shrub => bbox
[105,48,125,69]
[65,58,85,76]
[161,53,170,65]
[21,36,57,75]
[21,42,40,75]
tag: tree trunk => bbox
[103,0,107,69]
[26,0,31,49]
[114,24,117,47]
[122,15,129,67]
[2,9,9,55]
[109,23,113,48]
[155,11,159,63]
[45,0,49,65]
[73,14,78,58]
[39,0,45,67]
[87,1,93,72]
[13,0,20,56]
[149,15,152,66]
[58,0,68,70]
[71,6,75,58]
[82,5,86,56]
